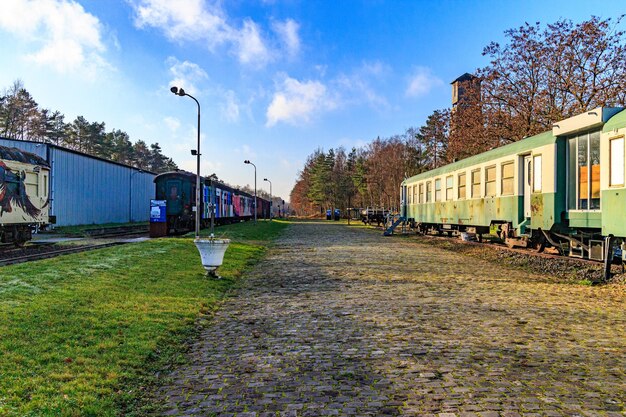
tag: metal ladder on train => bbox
[383,215,405,236]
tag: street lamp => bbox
[244,160,257,224]
[170,86,229,277]
[263,178,272,221]
[170,86,202,239]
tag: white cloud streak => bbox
[272,19,300,57]
[406,67,443,97]
[167,57,209,95]
[220,90,240,123]
[0,0,110,76]
[130,0,291,66]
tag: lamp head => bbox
[244,160,250,164]
[191,150,198,156]
[264,178,268,181]
[170,86,185,96]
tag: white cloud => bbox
[234,19,271,66]
[220,90,240,123]
[164,116,180,131]
[406,67,443,97]
[272,19,300,57]
[0,0,110,76]
[130,0,281,66]
[333,61,391,110]
[167,57,208,95]
[266,75,337,127]
[234,144,256,158]
[131,0,229,46]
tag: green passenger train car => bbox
[401,107,626,261]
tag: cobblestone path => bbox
[157,222,625,417]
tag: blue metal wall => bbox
[0,138,155,226]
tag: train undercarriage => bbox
[408,218,625,279]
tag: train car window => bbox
[445,176,453,200]
[435,179,442,201]
[485,166,496,197]
[589,131,601,209]
[25,172,39,197]
[458,172,466,199]
[533,155,542,192]
[610,136,625,186]
[471,169,481,198]
[419,183,424,203]
[426,181,432,203]
[501,162,514,195]
[43,173,48,197]
[569,130,601,210]
[568,137,577,209]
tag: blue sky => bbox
[0,0,624,201]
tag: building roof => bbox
[450,73,477,84]
[0,145,49,167]
[0,137,154,174]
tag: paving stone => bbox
[150,223,626,416]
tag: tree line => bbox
[0,80,178,173]
[291,16,626,216]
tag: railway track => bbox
[0,242,126,267]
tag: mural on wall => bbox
[0,161,42,218]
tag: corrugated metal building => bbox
[0,138,155,226]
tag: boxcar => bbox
[402,107,626,261]
[0,145,51,245]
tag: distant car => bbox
[0,145,51,246]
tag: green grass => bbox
[198,219,289,242]
[0,220,289,416]
[50,222,148,236]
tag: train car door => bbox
[523,155,532,218]
[401,185,407,218]
[166,179,183,214]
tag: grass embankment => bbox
[49,222,149,237]
[0,220,288,417]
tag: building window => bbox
[533,155,542,193]
[610,136,624,186]
[435,178,442,201]
[471,169,481,198]
[568,131,600,210]
[426,181,432,202]
[445,176,453,201]
[501,162,514,195]
[485,166,496,197]
[418,183,424,203]
[458,172,466,199]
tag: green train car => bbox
[401,107,626,262]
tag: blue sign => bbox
[150,199,167,223]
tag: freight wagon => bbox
[0,146,51,246]
[401,107,626,262]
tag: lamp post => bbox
[244,160,257,224]
[263,178,272,221]
[170,86,229,277]
[170,86,201,239]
